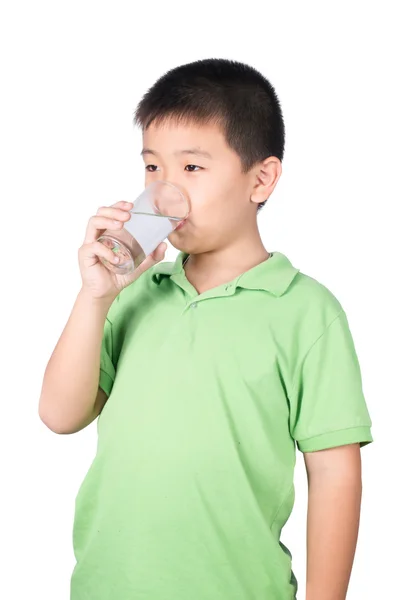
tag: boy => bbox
[39,59,372,599]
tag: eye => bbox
[145,165,159,172]
[185,164,202,172]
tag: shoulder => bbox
[284,269,346,346]
[292,270,342,314]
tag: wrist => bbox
[78,287,117,311]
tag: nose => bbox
[163,179,191,214]
[150,179,191,218]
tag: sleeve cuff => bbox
[297,426,373,453]
[99,369,114,397]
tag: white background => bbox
[1,1,399,598]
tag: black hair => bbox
[134,58,285,210]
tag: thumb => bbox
[134,242,167,277]
[150,242,168,264]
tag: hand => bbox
[78,201,167,301]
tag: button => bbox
[190,302,198,309]
[225,284,232,291]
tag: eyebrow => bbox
[141,147,213,159]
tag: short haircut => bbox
[134,58,285,210]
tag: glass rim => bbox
[131,180,190,221]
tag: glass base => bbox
[98,236,135,275]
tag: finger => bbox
[84,215,126,244]
[83,202,133,244]
[150,242,168,263]
[134,243,167,277]
[80,240,121,266]
[96,206,133,220]
[109,201,134,209]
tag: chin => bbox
[169,240,193,254]
[169,239,212,256]
[168,227,215,255]
[168,234,196,255]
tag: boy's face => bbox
[141,120,277,254]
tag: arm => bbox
[38,201,167,436]
[304,443,362,600]
[38,289,113,434]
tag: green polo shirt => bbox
[71,251,372,600]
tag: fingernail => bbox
[113,256,119,263]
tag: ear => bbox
[250,157,282,206]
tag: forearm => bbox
[305,447,362,600]
[39,289,113,433]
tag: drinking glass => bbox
[98,181,189,275]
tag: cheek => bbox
[190,176,242,215]
[189,195,224,228]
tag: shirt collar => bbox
[152,251,299,297]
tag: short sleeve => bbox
[98,293,123,397]
[99,315,115,397]
[289,310,373,452]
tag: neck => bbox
[184,228,270,294]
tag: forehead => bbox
[142,119,233,157]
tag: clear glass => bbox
[98,181,189,275]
